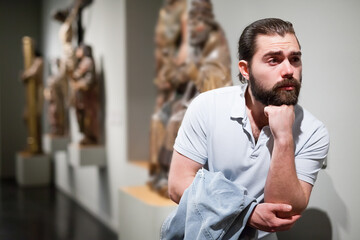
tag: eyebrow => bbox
[263,50,302,58]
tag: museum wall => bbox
[126,0,162,161]
[0,0,42,178]
[211,0,360,239]
[41,0,160,232]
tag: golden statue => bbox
[21,37,44,154]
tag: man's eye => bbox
[268,58,279,65]
[291,57,301,64]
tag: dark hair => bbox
[238,18,299,83]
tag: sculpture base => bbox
[15,152,51,186]
[68,143,106,167]
[119,185,176,240]
[42,134,70,154]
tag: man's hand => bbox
[264,105,294,141]
[248,203,301,232]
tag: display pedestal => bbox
[118,185,177,240]
[15,152,51,186]
[68,143,106,167]
[42,134,70,154]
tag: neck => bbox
[245,87,268,130]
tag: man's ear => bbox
[238,60,249,80]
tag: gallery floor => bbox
[0,179,117,240]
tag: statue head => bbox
[188,0,217,47]
[76,44,93,59]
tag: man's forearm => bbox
[264,137,307,215]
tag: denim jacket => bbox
[160,169,258,240]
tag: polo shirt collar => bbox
[230,83,248,120]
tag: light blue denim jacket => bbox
[161,169,258,240]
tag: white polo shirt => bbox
[174,84,330,202]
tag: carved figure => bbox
[53,0,93,77]
[148,0,189,194]
[53,0,93,47]
[149,0,232,197]
[186,0,232,92]
[51,0,95,142]
[43,59,67,136]
[21,37,44,154]
[70,44,99,145]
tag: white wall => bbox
[126,0,162,161]
[212,0,360,239]
[42,0,159,232]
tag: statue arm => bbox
[72,58,95,90]
[22,57,43,82]
[175,9,188,66]
[64,0,83,25]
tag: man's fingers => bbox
[248,203,302,232]
[271,203,292,213]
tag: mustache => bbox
[272,78,301,91]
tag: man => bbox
[167,18,329,239]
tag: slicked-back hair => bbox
[238,18,299,83]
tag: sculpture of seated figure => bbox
[149,0,232,197]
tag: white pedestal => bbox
[68,143,106,167]
[42,134,70,154]
[119,185,177,240]
[15,152,51,186]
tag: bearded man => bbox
[164,18,330,239]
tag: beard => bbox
[249,72,302,106]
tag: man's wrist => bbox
[273,134,293,146]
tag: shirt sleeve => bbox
[295,123,330,185]
[174,94,209,165]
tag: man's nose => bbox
[280,59,294,79]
